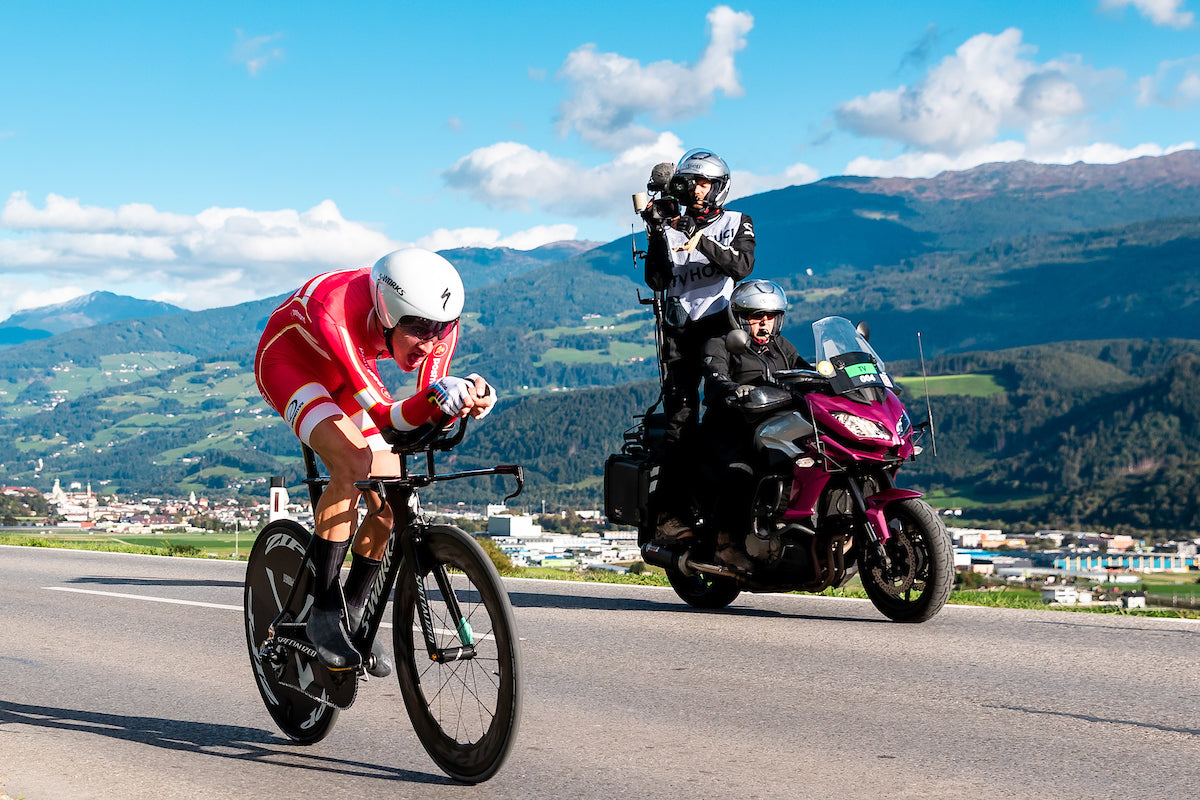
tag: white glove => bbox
[734,384,755,399]
[427,376,475,417]
[464,373,496,419]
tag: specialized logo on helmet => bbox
[378,273,405,296]
[441,287,451,310]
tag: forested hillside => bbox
[3,152,1200,536]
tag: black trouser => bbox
[657,312,731,517]
[662,312,731,446]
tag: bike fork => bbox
[847,479,893,571]
[403,528,478,664]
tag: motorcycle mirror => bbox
[856,321,870,342]
[726,328,750,354]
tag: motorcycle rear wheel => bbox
[665,565,741,609]
[860,498,953,623]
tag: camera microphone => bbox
[647,162,675,192]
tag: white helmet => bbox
[370,249,464,336]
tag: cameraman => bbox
[641,148,755,534]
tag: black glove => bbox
[672,214,696,237]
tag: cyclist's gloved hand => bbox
[426,376,475,418]
[464,373,496,419]
[393,374,498,430]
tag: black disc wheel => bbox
[393,525,522,784]
[860,498,954,623]
[665,564,741,609]
[243,519,340,743]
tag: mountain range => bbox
[2,151,1199,535]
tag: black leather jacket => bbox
[701,333,810,428]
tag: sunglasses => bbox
[395,315,456,342]
[747,311,781,322]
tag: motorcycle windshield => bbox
[810,316,894,394]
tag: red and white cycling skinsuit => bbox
[254,268,458,450]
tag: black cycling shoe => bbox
[347,605,392,679]
[306,604,363,671]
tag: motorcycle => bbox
[604,315,953,622]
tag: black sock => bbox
[343,552,383,610]
[309,535,351,610]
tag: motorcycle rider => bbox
[254,248,496,675]
[700,279,810,569]
[640,148,756,538]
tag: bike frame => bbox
[267,421,523,672]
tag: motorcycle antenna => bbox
[630,221,669,411]
[917,331,938,457]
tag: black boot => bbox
[347,604,392,678]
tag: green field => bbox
[895,373,1006,398]
[540,341,657,365]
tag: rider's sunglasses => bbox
[747,311,781,322]
[395,315,456,342]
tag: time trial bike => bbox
[243,418,524,783]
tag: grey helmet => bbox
[728,279,787,338]
[670,148,730,211]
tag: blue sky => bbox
[1,0,1196,320]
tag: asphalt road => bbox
[1,544,1197,800]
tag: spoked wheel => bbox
[243,519,340,743]
[393,525,522,784]
[859,498,954,623]
[665,564,741,609]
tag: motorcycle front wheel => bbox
[665,565,741,610]
[859,498,953,623]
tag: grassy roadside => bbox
[4,532,1197,620]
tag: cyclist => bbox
[254,248,496,675]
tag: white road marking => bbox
[43,586,394,627]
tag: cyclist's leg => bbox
[342,422,402,677]
[303,413,377,670]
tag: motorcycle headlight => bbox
[897,410,912,438]
[831,411,891,440]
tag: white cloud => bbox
[443,132,684,217]
[10,284,89,314]
[728,163,820,199]
[835,29,1114,157]
[844,139,1196,178]
[415,224,579,251]
[1137,56,1200,106]
[1100,0,1194,28]
[0,194,400,312]
[554,5,753,150]
[232,30,284,75]
[0,193,592,318]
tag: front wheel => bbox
[665,564,741,610]
[393,525,522,784]
[859,498,953,623]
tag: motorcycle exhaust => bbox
[640,542,694,576]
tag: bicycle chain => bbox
[265,636,360,711]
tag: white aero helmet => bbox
[370,248,464,337]
[728,279,787,338]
